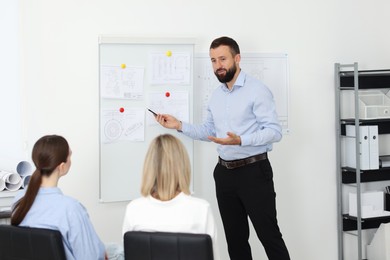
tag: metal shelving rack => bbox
[335,63,390,260]
[335,62,363,260]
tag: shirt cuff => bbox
[240,134,250,146]
[179,121,189,133]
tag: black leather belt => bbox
[218,153,268,169]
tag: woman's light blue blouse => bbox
[14,187,105,260]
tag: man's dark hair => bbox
[210,36,240,56]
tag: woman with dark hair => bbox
[12,135,107,260]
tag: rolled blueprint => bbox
[0,171,22,191]
[17,161,33,188]
[21,174,31,188]
[0,158,33,176]
[0,178,5,191]
[0,159,33,191]
[16,161,33,176]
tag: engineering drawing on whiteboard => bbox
[101,108,145,143]
[149,52,191,85]
[100,65,144,100]
[147,91,190,125]
[195,53,289,133]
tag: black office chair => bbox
[0,224,66,260]
[124,231,214,260]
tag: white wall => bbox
[17,0,390,259]
[0,0,24,163]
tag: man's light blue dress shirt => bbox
[182,70,282,160]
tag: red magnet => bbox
[165,92,170,97]
[119,107,125,113]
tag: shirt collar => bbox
[220,70,246,92]
[38,187,63,195]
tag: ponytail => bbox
[11,170,42,225]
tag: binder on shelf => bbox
[344,125,379,170]
[345,125,370,170]
[369,125,379,169]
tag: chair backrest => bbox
[0,224,66,260]
[124,231,214,260]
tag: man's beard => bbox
[214,64,237,83]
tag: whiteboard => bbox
[194,53,290,133]
[99,37,195,202]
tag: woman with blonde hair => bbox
[122,134,219,259]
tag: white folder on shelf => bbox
[369,125,379,170]
[345,125,370,170]
[344,125,379,170]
